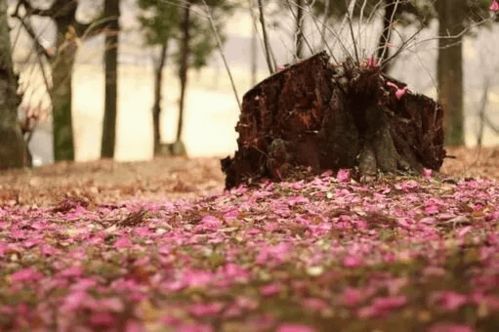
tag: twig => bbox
[379,0,401,64]
[345,0,360,64]
[476,78,489,146]
[285,0,313,59]
[201,0,241,111]
[257,0,274,74]
[11,7,52,59]
[320,0,330,50]
[302,0,336,63]
[357,0,368,55]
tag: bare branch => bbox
[257,0,274,74]
[345,0,360,64]
[201,0,241,111]
[11,5,52,59]
[379,0,401,65]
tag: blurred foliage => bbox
[138,0,180,45]
[137,0,235,70]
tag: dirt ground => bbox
[0,158,223,206]
[0,147,497,207]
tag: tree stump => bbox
[222,52,445,189]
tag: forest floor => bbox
[0,147,498,331]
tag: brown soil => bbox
[441,146,499,179]
[0,157,224,206]
[0,146,497,207]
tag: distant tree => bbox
[138,0,233,156]
[101,0,120,158]
[138,0,179,156]
[434,0,494,145]
[12,0,102,161]
[435,0,465,146]
[174,2,191,156]
[0,0,27,169]
[174,1,235,155]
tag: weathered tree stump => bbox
[222,52,445,188]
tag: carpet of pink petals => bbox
[0,171,498,331]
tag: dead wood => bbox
[222,52,445,188]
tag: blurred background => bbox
[4,0,499,166]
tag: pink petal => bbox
[365,56,379,68]
[89,312,115,327]
[10,267,42,283]
[276,324,315,332]
[395,87,408,100]
[386,81,408,100]
[490,0,499,12]
[59,266,83,278]
[430,291,467,311]
[195,215,223,232]
[428,323,474,332]
[188,302,223,317]
[260,283,281,296]
[114,236,132,249]
[341,287,365,307]
[336,169,351,183]
[303,298,329,312]
[62,291,91,311]
[343,255,363,268]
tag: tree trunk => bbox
[222,53,445,188]
[101,0,120,158]
[153,40,168,155]
[176,4,191,148]
[50,23,77,162]
[250,17,257,86]
[436,0,465,146]
[295,0,304,59]
[0,0,27,169]
[257,0,274,74]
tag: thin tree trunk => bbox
[176,3,191,144]
[153,40,168,155]
[295,0,304,59]
[250,13,258,86]
[50,23,77,162]
[101,0,120,158]
[320,0,330,50]
[377,0,396,73]
[437,0,464,146]
[476,79,489,147]
[257,0,274,74]
[0,0,27,169]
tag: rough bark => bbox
[14,0,109,161]
[0,0,27,169]
[222,53,445,188]
[436,0,465,146]
[153,40,168,155]
[101,0,120,158]
[50,22,77,162]
[47,1,83,162]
